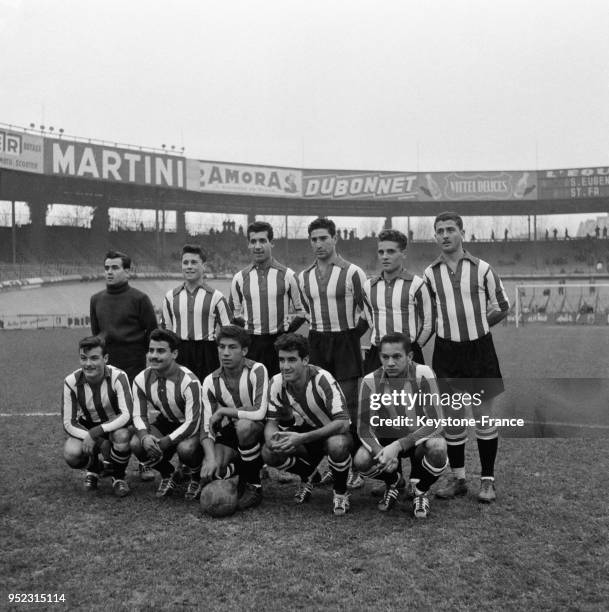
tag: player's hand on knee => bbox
[142,434,162,460]
[82,433,96,456]
[375,441,401,472]
[273,431,301,453]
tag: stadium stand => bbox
[2,226,609,281]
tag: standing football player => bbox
[361,229,433,372]
[354,333,447,518]
[200,325,268,510]
[297,217,367,489]
[230,221,307,377]
[161,244,232,381]
[424,212,509,502]
[130,329,203,501]
[62,336,133,497]
[262,333,353,515]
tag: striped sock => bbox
[328,456,351,495]
[109,448,130,479]
[277,456,315,481]
[238,442,263,485]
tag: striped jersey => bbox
[268,365,350,429]
[201,359,269,440]
[298,256,366,333]
[358,363,443,455]
[161,282,232,341]
[132,366,201,443]
[62,365,132,440]
[424,252,510,342]
[230,259,306,335]
[363,270,434,347]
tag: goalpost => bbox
[514,283,609,328]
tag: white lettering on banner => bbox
[102,150,121,180]
[545,167,609,178]
[50,142,184,187]
[0,132,22,155]
[53,144,75,174]
[304,174,417,199]
[200,165,297,193]
[78,148,99,178]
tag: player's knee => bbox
[353,446,373,472]
[63,438,86,468]
[235,419,262,445]
[177,437,203,465]
[326,434,351,461]
[111,428,131,452]
[425,437,448,469]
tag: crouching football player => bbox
[130,329,204,500]
[200,325,268,510]
[354,332,448,518]
[62,336,132,497]
[262,333,354,515]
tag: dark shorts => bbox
[246,333,281,377]
[308,329,362,381]
[364,342,425,374]
[178,339,219,382]
[432,333,504,399]
[214,421,240,451]
[151,414,182,440]
[77,418,114,440]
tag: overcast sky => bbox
[0,0,607,235]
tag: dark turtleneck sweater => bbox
[90,281,158,372]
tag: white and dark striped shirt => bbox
[132,366,201,443]
[358,363,443,455]
[230,259,306,335]
[298,256,366,333]
[200,359,269,440]
[268,365,350,429]
[161,282,232,341]
[424,251,510,342]
[363,270,434,347]
[62,365,132,440]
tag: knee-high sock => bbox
[476,437,498,478]
[328,456,351,495]
[109,447,130,479]
[361,466,400,487]
[276,456,316,482]
[238,442,263,486]
[415,455,449,494]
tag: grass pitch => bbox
[1,326,609,610]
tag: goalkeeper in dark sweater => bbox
[90,250,158,382]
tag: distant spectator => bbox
[504,228,508,242]
[491,230,495,241]
[565,229,570,240]
[553,228,558,240]
[603,227,608,239]
[408,229,414,242]
[471,234,476,242]
[545,228,549,240]
[595,225,601,239]
[343,229,348,241]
